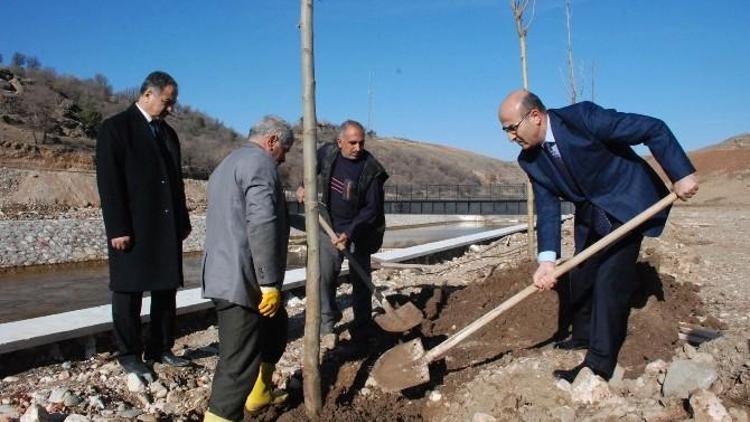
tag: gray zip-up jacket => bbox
[201,143,289,308]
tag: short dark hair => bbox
[338,120,365,139]
[522,91,546,114]
[139,71,178,95]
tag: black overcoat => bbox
[95,104,191,292]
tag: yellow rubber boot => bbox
[245,362,288,413]
[203,409,233,422]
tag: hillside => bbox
[684,133,750,206]
[0,65,522,193]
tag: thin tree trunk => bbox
[565,0,577,104]
[300,0,322,418]
[510,0,536,259]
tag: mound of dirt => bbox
[265,260,709,421]
[421,261,706,383]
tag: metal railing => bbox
[383,184,527,200]
[283,184,528,202]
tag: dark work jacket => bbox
[518,101,695,257]
[96,104,191,292]
[318,143,388,254]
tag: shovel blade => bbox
[374,302,424,333]
[371,338,430,392]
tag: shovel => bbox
[318,216,424,333]
[371,193,678,392]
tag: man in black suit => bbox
[96,71,192,381]
[498,89,698,382]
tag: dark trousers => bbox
[111,289,176,362]
[208,299,288,422]
[566,225,643,378]
[319,233,373,334]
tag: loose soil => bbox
[258,259,709,421]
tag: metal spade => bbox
[319,216,424,333]
[371,193,678,392]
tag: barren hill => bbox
[648,133,750,207]
[0,65,522,209]
[685,134,750,206]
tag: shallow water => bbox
[0,221,507,323]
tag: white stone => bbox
[0,404,19,418]
[359,387,371,396]
[429,390,442,402]
[64,393,83,407]
[662,360,718,398]
[555,379,571,393]
[609,364,625,388]
[48,387,70,403]
[127,373,146,393]
[19,404,48,422]
[688,389,731,422]
[1,376,19,383]
[471,412,497,422]
[64,415,91,422]
[88,396,105,409]
[691,352,716,364]
[119,407,143,418]
[644,359,668,375]
[570,367,613,404]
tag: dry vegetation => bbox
[0,60,522,188]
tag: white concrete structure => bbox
[0,222,538,355]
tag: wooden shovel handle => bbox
[422,192,678,363]
[318,216,390,306]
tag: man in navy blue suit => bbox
[497,89,698,382]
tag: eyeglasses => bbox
[502,109,533,133]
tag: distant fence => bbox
[283,184,528,201]
[282,184,576,216]
[383,184,527,200]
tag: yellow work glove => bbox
[258,287,281,317]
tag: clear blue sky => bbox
[2,0,748,161]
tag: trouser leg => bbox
[319,234,343,334]
[111,291,144,360]
[207,299,261,422]
[349,250,373,328]
[584,231,643,378]
[567,231,602,342]
[145,289,177,358]
[260,307,289,364]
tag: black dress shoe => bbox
[553,362,609,383]
[154,351,191,367]
[553,338,589,350]
[119,357,154,380]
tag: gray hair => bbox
[337,119,365,139]
[248,115,294,148]
[139,71,178,95]
[521,90,547,114]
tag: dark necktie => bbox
[542,142,576,189]
[543,142,611,235]
[149,120,161,139]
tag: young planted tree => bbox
[509,0,537,257]
[590,61,596,102]
[563,0,584,104]
[299,0,322,418]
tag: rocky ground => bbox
[1,201,748,421]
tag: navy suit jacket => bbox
[518,101,695,257]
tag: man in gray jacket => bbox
[202,116,294,422]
